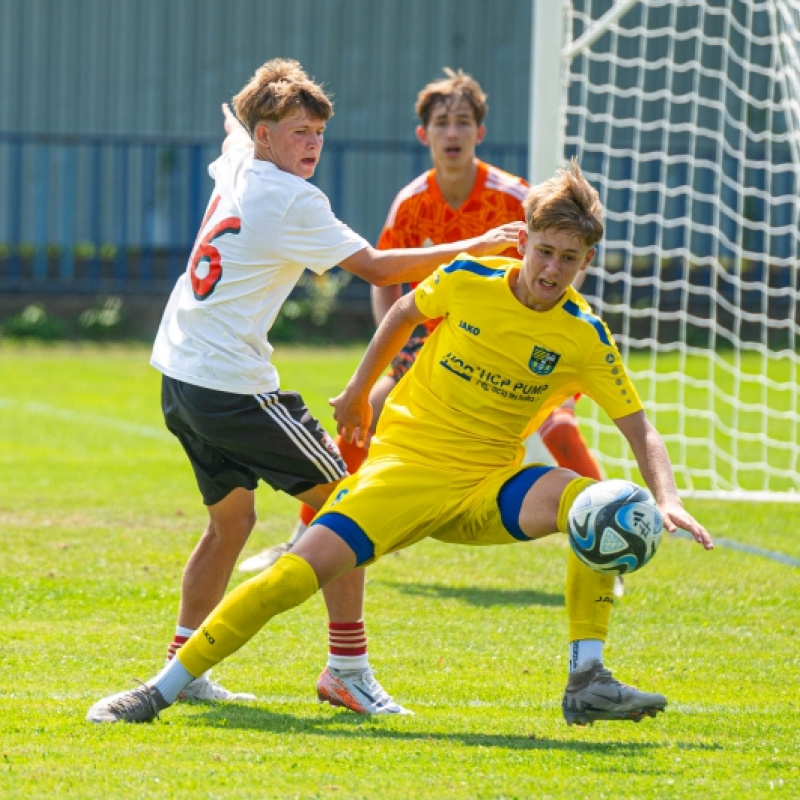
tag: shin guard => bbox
[177,553,319,677]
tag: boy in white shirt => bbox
[146,58,521,711]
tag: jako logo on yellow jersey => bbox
[459,320,480,335]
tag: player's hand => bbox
[222,103,244,135]
[221,103,253,151]
[329,389,373,448]
[659,500,714,550]
[471,222,526,256]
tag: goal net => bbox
[558,0,800,500]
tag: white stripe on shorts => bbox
[255,392,343,484]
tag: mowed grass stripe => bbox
[0,396,173,440]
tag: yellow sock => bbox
[177,553,319,677]
[565,549,615,641]
[556,477,615,641]
[555,476,597,534]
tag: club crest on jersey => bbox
[529,345,560,375]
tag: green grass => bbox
[1,341,799,799]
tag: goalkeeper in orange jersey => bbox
[241,67,607,578]
[87,160,713,727]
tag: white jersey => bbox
[151,145,368,394]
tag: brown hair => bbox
[523,159,604,246]
[414,67,488,127]
[232,58,333,133]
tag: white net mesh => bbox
[561,0,800,500]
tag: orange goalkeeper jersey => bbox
[377,159,527,254]
[377,159,528,330]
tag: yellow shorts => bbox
[313,455,555,566]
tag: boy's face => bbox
[255,109,326,179]
[416,95,485,171]
[515,227,596,311]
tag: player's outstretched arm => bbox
[339,221,524,288]
[371,284,404,326]
[330,293,428,446]
[614,410,714,550]
[221,102,253,153]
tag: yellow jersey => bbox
[369,255,642,472]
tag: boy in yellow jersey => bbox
[238,67,613,712]
[243,68,606,581]
[88,161,713,727]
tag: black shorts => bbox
[161,375,347,506]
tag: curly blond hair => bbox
[233,58,333,133]
[523,159,604,246]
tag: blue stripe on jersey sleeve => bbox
[563,299,610,345]
[443,259,507,278]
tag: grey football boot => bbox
[87,681,170,723]
[562,660,667,725]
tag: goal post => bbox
[530,0,800,501]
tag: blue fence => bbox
[0,131,528,295]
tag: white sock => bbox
[288,521,308,546]
[151,656,196,704]
[328,653,370,671]
[569,639,604,673]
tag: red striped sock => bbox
[166,626,195,661]
[327,621,369,671]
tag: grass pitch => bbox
[1,342,798,799]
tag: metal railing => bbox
[0,131,528,295]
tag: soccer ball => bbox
[567,480,663,575]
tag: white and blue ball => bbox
[567,480,663,575]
